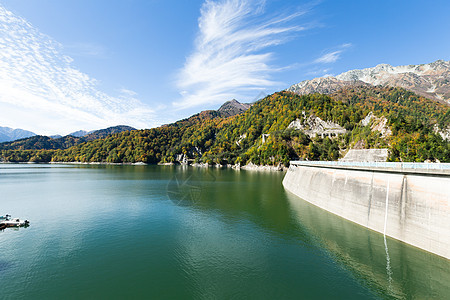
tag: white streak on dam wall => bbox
[282,162,450,259]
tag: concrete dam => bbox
[282,161,450,259]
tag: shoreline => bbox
[0,161,287,172]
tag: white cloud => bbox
[0,5,155,135]
[314,50,342,63]
[314,43,352,64]
[175,0,307,109]
[119,88,139,97]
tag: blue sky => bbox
[0,0,449,135]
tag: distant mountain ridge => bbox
[166,99,252,127]
[0,126,36,143]
[0,98,249,150]
[83,125,136,141]
[0,125,136,150]
[288,60,450,104]
[68,130,90,137]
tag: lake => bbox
[0,164,448,299]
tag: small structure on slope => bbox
[287,115,346,138]
[340,149,389,162]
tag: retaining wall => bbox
[282,163,450,259]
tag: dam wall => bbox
[282,162,450,259]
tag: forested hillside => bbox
[1,87,449,164]
[0,125,135,151]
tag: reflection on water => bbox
[158,167,450,299]
[0,164,448,299]
[384,236,393,293]
[286,191,450,299]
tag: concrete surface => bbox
[340,149,389,162]
[282,163,450,259]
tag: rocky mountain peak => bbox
[288,60,450,104]
[217,99,252,117]
[287,76,369,95]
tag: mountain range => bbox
[288,60,450,105]
[0,99,250,148]
[0,125,136,150]
[1,60,448,164]
[0,126,36,143]
[3,60,448,145]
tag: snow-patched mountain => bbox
[287,77,370,96]
[288,60,450,104]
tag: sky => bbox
[0,0,449,135]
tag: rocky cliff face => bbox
[360,112,392,138]
[288,60,450,104]
[434,124,450,141]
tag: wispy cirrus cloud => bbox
[175,0,309,109]
[314,51,342,63]
[0,5,155,135]
[299,43,352,77]
[314,43,352,64]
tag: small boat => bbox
[0,215,29,227]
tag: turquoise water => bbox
[0,164,448,299]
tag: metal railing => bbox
[290,160,450,171]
